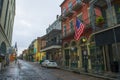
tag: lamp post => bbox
[82,38,88,72]
[71,46,78,69]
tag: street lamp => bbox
[82,37,88,72]
[82,38,86,43]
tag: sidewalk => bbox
[0,61,20,80]
[26,61,120,80]
[58,67,120,80]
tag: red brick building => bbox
[60,0,101,71]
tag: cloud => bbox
[20,20,31,27]
[12,0,64,56]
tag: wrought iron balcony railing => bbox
[41,41,61,49]
[61,7,74,18]
[61,0,83,20]
[63,28,75,39]
[62,17,92,39]
[72,0,83,11]
[93,14,120,32]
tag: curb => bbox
[30,62,118,80]
[57,67,116,80]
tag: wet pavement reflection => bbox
[0,60,60,80]
[0,60,105,80]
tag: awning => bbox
[40,45,61,52]
[95,25,120,46]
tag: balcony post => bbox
[90,0,98,31]
[106,0,113,24]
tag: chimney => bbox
[56,15,59,19]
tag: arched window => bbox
[64,43,69,48]
[0,42,6,54]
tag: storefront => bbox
[89,43,104,73]
[93,26,120,73]
[63,41,79,70]
[70,41,78,69]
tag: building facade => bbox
[28,40,35,62]
[0,0,15,69]
[9,46,16,62]
[22,49,28,60]
[88,0,120,73]
[27,37,46,62]
[41,16,62,66]
[34,37,46,62]
[40,35,47,61]
[60,0,120,74]
[60,0,101,71]
[46,15,61,34]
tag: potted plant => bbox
[96,16,104,27]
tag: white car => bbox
[41,60,58,68]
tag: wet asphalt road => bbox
[0,60,105,80]
[0,60,59,80]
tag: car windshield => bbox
[44,60,49,62]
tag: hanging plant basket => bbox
[96,16,105,27]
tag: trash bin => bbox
[111,61,119,73]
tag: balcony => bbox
[41,42,61,52]
[117,14,120,24]
[89,0,120,34]
[62,18,93,39]
[94,14,120,32]
[59,15,67,21]
[46,42,61,48]
[82,17,92,29]
[91,0,114,8]
[63,28,75,39]
[65,8,75,17]
[72,0,83,11]
[61,7,74,19]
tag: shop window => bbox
[90,45,104,72]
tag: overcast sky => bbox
[12,0,64,56]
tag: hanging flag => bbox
[74,18,85,40]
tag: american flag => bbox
[74,18,85,40]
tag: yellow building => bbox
[33,37,46,62]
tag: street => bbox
[0,60,106,80]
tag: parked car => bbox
[41,60,58,68]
